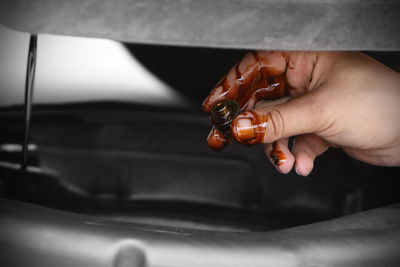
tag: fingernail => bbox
[295,165,300,175]
[235,118,255,141]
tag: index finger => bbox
[202,51,288,112]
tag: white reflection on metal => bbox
[34,34,186,106]
[0,143,37,152]
[0,24,186,107]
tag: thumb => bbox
[231,91,325,145]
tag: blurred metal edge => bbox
[0,197,399,267]
[0,0,399,51]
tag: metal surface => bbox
[0,198,400,267]
[0,0,399,51]
[210,100,240,138]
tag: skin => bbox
[203,51,400,176]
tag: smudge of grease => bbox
[270,141,286,166]
[205,51,288,151]
[231,110,271,146]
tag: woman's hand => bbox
[203,51,400,175]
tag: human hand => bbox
[203,51,400,176]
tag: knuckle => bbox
[307,92,330,132]
[264,108,285,142]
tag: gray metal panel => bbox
[1,198,400,267]
[0,0,399,50]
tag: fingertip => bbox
[231,112,257,145]
[207,128,230,151]
[292,134,329,176]
[233,117,255,142]
[278,152,295,174]
[265,139,294,174]
[276,143,294,175]
[294,151,314,176]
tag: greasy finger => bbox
[231,90,325,145]
[203,51,287,112]
[264,138,295,174]
[207,126,231,151]
[292,134,329,176]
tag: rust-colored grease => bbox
[231,110,272,146]
[204,51,288,151]
[270,142,286,166]
[207,128,231,151]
